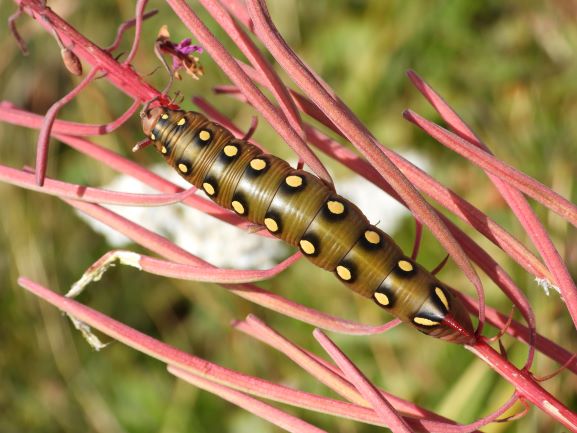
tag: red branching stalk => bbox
[4,0,577,431]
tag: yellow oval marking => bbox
[336,265,352,281]
[374,292,390,306]
[250,158,267,171]
[398,259,414,272]
[150,133,156,141]
[264,217,279,233]
[203,182,215,196]
[223,144,238,157]
[413,316,440,327]
[299,239,316,255]
[178,163,189,173]
[435,287,450,311]
[199,129,211,141]
[161,146,168,154]
[231,200,245,215]
[285,175,303,188]
[177,117,186,126]
[326,200,345,215]
[161,113,169,120]
[364,230,381,245]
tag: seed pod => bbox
[60,47,83,76]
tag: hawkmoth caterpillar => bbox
[141,107,475,344]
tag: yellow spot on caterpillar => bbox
[413,316,440,327]
[161,146,168,154]
[364,230,381,245]
[326,200,345,215]
[299,239,316,255]
[178,163,189,173]
[150,133,156,141]
[231,200,245,215]
[374,292,390,306]
[223,144,238,157]
[398,260,414,272]
[336,265,352,281]
[161,113,169,120]
[250,158,267,171]
[177,117,186,126]
[435,287,450,311]
[285,175,303,188]
[264,217,279,233]
[199,129,211,141]
[203,182,215,196]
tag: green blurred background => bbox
[1,1,577,432]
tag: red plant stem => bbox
[410,219,423,260]
[313,330,415,433]
[469,341,577,432]
[123,0,148,65]
[83,251,303,284]
[0,164,199,206]
[0,100,141,136]
[404,110,577,230]
[407,71,574,351]
[462,295,577,375]
[105,9,158,52]
[18,277,464,432]
[34,68,100,185]
[235,316,421,413]
[168,366,331,433]
[198,0,307,142]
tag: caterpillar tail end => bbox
[413,287,476,345]
[439,309,476,345]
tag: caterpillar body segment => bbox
[142,107,475,344]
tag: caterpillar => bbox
[141,107,476,344]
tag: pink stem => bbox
[105,10,158,52]
[169,366,331,433]
[469,341,577,432]
[123,0,148,65]
[35,68,100,185]
[0,164,198,206]
[0,100,141,136]
[314,329,419,433]
[199,0,309,151]
[17,277,459,431]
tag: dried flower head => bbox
[156,25,204,80]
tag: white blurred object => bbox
[78,151,429,270]
[77,164,287,270]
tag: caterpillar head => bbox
[141,106,165,139]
